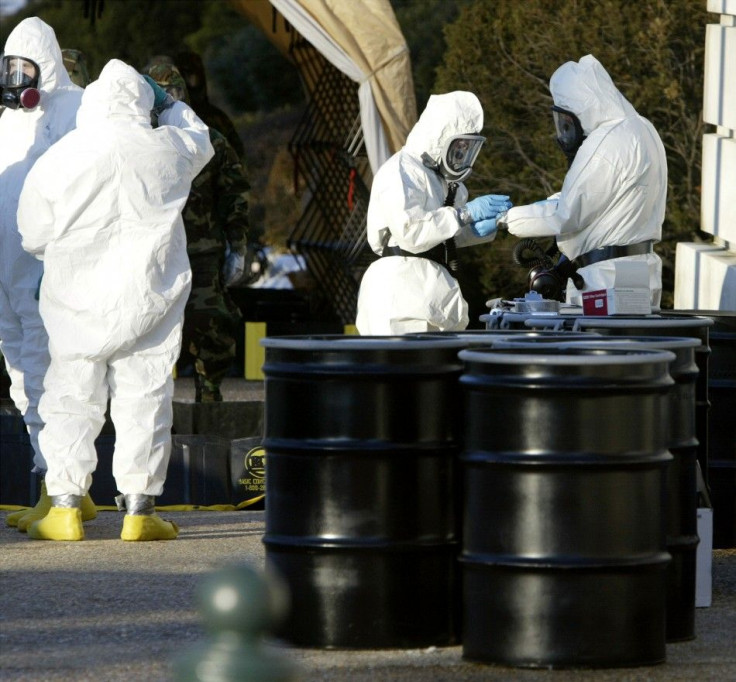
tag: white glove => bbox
[222,250,246,287]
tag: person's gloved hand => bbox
[141,75,175,115]
[222,247,247,287]
[471,218,498,238]
[464,194,513,223]
[141,75,169,109]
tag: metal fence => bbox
[286,36,374,325]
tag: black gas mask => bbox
[0,55,41,110]
[513,238,584,302]
[552,105,585,166]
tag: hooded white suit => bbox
[17,59,214,498]
[0,17,83,471]
[505,55,667,307]
[356,92,497,335]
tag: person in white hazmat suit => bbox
[17,59,215,542]
[0,17,98,531]
[502,54,667,307]
[356,91,512,334]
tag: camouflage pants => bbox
[180,255,242,398]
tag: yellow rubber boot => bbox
[27,507,84,541]
[80,492,98,523]
[7,481,51,528]
[121,513,179,541]
[16,489,97,532]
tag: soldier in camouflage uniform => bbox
[145,63,251,402]
[61,49,91,87]
[174,50,246,161]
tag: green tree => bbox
[184,1,303,113]
[435,0,708,311]
[391,0,473,112]
[1,0,208,79]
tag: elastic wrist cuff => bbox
[456,206,473,225]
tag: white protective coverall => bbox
[17,59,214,498]
[505,55,667,307]
[0,17,83,471]
[356,92,498,335]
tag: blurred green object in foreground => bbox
[172,561,298,681]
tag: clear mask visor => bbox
[552,107,583,152]
[444,134,485,172]
[0,56,40,87]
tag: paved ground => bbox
[1,510,735,682]
[2,378,735,681]
[173,376,266,403]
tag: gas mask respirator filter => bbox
[0,55,41,110]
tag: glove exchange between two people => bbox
[462,194,513,238]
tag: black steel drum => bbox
[459,345,674,668]
[261,335,466,649]
[494,334,701,642]
[565,315,713,492]
[708,314,736,548]
[513,314,712,493]
[669,311,736,548]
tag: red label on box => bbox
[582,289,609,315]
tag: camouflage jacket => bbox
[183,127,250,257]
[201,102,245,161]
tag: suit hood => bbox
[3,16,73,95]
[404,91,483,162]
[77,59,153,127]
[550,54,637,135]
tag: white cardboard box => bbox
[696,507,713,608]
[582,261,652,315]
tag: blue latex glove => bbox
[471,218,498,238]
[465,194,513,222]
[141,74,169,110]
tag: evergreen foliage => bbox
[391,0,473,112]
